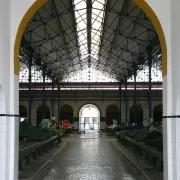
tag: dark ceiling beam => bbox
[87,0,92,55]
[19,81,162,89]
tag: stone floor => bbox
[34,132,142,180]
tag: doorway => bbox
[79,104,100,132]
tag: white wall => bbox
[20,98,162,128]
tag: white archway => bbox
[79,104,100,131]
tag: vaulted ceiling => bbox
[20,0,162,82]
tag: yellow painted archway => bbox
[132,0,167,77]
[14,0,167,77]
[14,0,48,75]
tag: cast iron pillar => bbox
[42,68,46,119]
[119,84,122,124]
[51,77,54,117]
[133,69,137,124]
[125,78,128,124]
[148,50,152,122]
[28,55,32,125]
[58,83,60,122]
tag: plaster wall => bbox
[20,98,162,129]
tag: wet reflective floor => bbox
[35,132,140,180]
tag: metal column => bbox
[148,50,152,122]
[87,0,92,55]
[42,68,46,119]
[28,56,32,125]
[133,70,137,124]
[125,78,128,124]
[58,83,60,122]
[119,84,122,124]
[51,78,54,117]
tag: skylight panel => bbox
[74,0,88,58]
[63,67,117,82]
[91,0,106,58]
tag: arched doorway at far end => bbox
[60,105,73,124]
[37,105,50,125]
[153,104,162,123]
[79,104,100,131]
[129,105,143,125]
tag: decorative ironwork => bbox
[19,0,162,84]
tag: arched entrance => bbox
[129,105,143,125]
[79,104,100,131]
[19,105,27,122]
[36,105,50,125]
[106,105,119,125]
[60,105,73,124]
[153,104,162,123]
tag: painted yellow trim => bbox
[14,0,48,76]
[132,0,167,77]
[14,0,167,77]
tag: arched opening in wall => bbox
[106,105,119,125]
[129,105,143,125]
[36,105,50,125]
[153,104,162,123]
[60,105,73,124]
[19,105,27,122]
[79,104,100,132]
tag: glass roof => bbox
[74,0,106,59]
[19,64,51,83]
[74,0,88,58]
[19,65,162,83]
[91,0,106,58]
[63,67,117,82]
[128,65,162,82]
[19,0,162,84]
